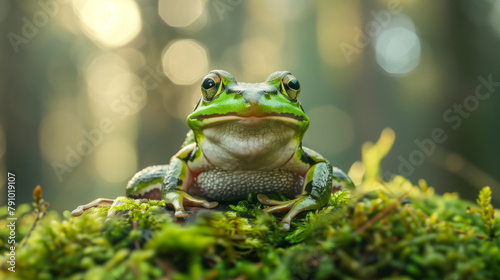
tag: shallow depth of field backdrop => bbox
[1,0,499,211]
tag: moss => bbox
[1,128,499,279]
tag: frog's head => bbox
[187,70,309,169]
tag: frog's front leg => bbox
[71,165,169,217]
[259,161,337,231]
[162,147,218,218]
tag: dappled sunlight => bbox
[85,53,140,107]
[375,15,421,75]
[73,0,142,48]
[263,0,311,20]
[158,0,204,28]
[161,39,208,85]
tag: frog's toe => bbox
[258,194,298,214]
[174,209,189,218]
[257,194,292,206]
[71,207,84,217]
[260,201,294,214]
[281,222,291,232]
[183,194,218,209]
[259,195,321,231]
[203,201,219,208]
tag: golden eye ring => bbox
[201,72,222,100]
[282,74,300,101]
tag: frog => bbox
[71,70,354,231]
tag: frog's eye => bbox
[281,74,300,101]
[201,72,222,101]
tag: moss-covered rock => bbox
[1,129,499,279]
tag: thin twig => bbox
[132,220,141,249]
[354,190,410,236]
[20,201,48,248]
[453,229,486,240]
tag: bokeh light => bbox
[73,0,142,48]
[95,136,137,182]
[375,15,421,75]
[161,40,208,85]
[85,53,140,106]
[263,0,310,20]
[158,0,203,28]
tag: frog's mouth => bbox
[195,113,305,128]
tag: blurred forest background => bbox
[1,0,499,212]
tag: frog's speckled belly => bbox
[189,169,304,202]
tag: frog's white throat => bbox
[199,117,300,170]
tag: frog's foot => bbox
[71,198,116,217]
[258,194,320,231]
[164,190,218,218]
[71,197,150,218]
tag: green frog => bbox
[72,70,354,231]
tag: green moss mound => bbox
[1,129,499,279]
